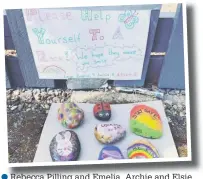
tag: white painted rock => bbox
[94,124,126,144]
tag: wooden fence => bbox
[4,4,185,89]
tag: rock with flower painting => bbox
[49,130,81,161]
[58,102,84,129]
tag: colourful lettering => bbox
[109,49,120,57]
[81,10,111,23]
[81,10,92,21]
[36,51,46,62]
[32,28,80,44]
[123,50,136,54]
[38,11,72,21]
[92,52,103,58]
[89,29,100,41]
[25,9,38,21]
[32,28,46,44]
[76,52,88,60]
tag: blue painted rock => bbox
[93,102,111,121]
[94,124,126,144]
[127,139,159,159]
[98,146,124,160]
[49,130,80,161]
[58,102,84,129]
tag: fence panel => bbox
[158,4,185,89]
[6,9,55,88]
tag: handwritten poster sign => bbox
[22,7,151,80]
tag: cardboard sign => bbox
[22,7,151,80]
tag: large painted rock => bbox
[49,130,80,161]
[130,105,163,139]
[98,145,124,160]
[94,124,126,144]
[127,139,160,159]
[93,102,111,121]
[58,102,84,129]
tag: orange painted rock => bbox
[130,105,163,139]
[127,139,160,159]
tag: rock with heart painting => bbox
[93,102,111,121]
[94,124,126,144]
[130,105,163,139]
[127,139,160,159]
[98,145,124,160]
[49,130,80,161]
[58,102,84,129]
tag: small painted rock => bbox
[130,105,163,139]
[93,102,111,121]
[98,146,124,160]
[49,130,80,161]
[58,102,84,129]
[127,139,160,159]
[94,124,126,144]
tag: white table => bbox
[34,100,178,163]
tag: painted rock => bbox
[127,139,160,159]
[94,124,126,144]
[130,105,163,139]
[93,102,111,121]
[58,102,84,129]
[98,145,124,160]
[49,130,80,161]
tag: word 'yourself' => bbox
[32,28,80,44]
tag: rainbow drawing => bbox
[127,139,160,159]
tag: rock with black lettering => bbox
[49,130,80,161]
[94,124,126,144]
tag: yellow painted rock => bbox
[130,105,163,139]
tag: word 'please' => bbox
[25,9,72,21]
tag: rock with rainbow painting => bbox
[127,139,160,159]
